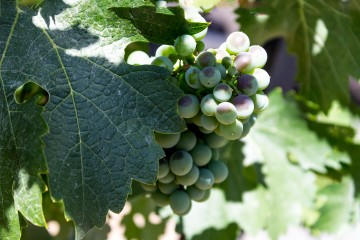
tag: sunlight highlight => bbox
[312,19,328,56]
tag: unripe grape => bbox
[176,165,200,186]
[190,143,212,166]
[158,181,178,195]
[200,115,219,131]
[240,119,252,138]
[174,35,197,57]
[215,63,227,79]
[226,31,250,54]
[237,74,258,96]
[219,42,227,52]
[155,45,177,57]
[199,66,221,88]
[203,132,229,149]
[196,41,205,52]
[169,151,193,176]
[177,94,200,118]
[158,158,170,179]
[222,56,232,69]
[185,67,202,89]
[196,51,216,68]
[155,132,181,149]
[252,91,269,112]
[140,183,157,192]
[190,112,203,127]
[215,102,238,125]
[199,127,213,134]
[207,160,229,183]
[233,52,252,72]
[127,50,151,65]
[175,130,197,151]
[220,120,243,140]
[248,45,267,68]
[211,148,220,160]
[227,66,237,77]
[232,94,254,119]
[251,68,270,90]
[215,49,231,63]
[197,189,211,202]
[200,94,218,116]
[158,172,175,184]
[151,190,170,207]
[187,185,206,201]
[169,190,192,215]
[195,168,215,190]
[151,56,174,71]
[213,83,233,102]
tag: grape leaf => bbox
[236,0,360,111]
[1,1,188,239]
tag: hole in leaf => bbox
[15,81,49,106]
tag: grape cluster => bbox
[127,31,270,215]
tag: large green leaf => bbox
[236,0,360,111]
[0,1,190,239]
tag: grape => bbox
[190,112,203,127]
[151,56,174,71]
[158,158,170,178]
[197,189,211,202]
[200,115,219,131]
[237,74,258,96]
[204,132,229,149]
[177,94,200,118]
[251,68,270,90]
[215,63,227,79]
[213,83,233,102]
[155,132,180,149]
[196,51,216,68]
[156,0,167,8]
[196,41,205,52]
[240,119,251,138]
[187,185,206,201]
[199,66,221,88]
[248,45,267,68]
[234,52,254,73]
[252,91,269,112]
[184,9,208,40]
[211,148,220,160]
[220,120,243,140]
[195,168,215,190]
[151,190,170,207]
[199,127,213,134]
[158,181,178,195]
[169,151,193,176]
[169,190,192,215]
[127,50,151,65]
[176,165,200,186]
[227,66,237,77]
[174,35,197,57]
[232,94,254,119]
[226,31,250,54]
[215,49,231,63]
[155,45,177,58]
[175,130,197,151]
[207,161,228,183]
[215,102,238,125]
[219,42,227,51]
[190,143,212,166]
[185,66,202,89]
[200,94,218,116]
[158,171,175,184]
[248,114,257,127]
[222,56,232,69]
[140,183,157,192]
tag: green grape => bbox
[190,112,203,127]
[140,183,157,192]
[215,49,231,63]
[158,181,178,195]
[187,185,206,202]
[204,132,229,149]
[237,74,259,96]
[219,42,227,52]
[233,52,252,72]
[199,127,213,134]
[220,120,243,140]
[215,63,227,79]
[169,190,192,215]
[154,132,181,149]
[175,130,197,151]
[240,119,251,138]
[176,165,200,186]
[151,56,174,71]
[249,114,257,127]
[196,41,205,52]
[248,45,267,68]
[177,94,200,118]
[226,31,250,54]
[251,68,270,90]
[207,161,228,183]
[213,83,233,102]
[200,94,218,116]
[211,148,220,160]
[200,115,219,131]
[158,171,175,184]
[158,158,170,179]
[199,66,221,88]
[227,66,237,77]
[215,102,238,125]
[195,168,215,190]
[196,51,216,68]
[185,67,202,89]
[197,189,211,202]
[169,151,193,176]
[174,35,197,57]
[252,91,269,112]
[151,190,170,207]
[222,56,232,69]
[155,45,177,57]
[155,0,167,8]
[232,94,254,119]
[127,50,151,65]
[184,9,208,40]
[190,143,212,166]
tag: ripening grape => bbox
[215,102,238,125]
[175,130,197,151]
[248,45,267,68]
[190,143,212,166]
[219,119,243,140]
[196,51,216,68]
[233,52,253,73]
[200,94,218,116]
[215,49,231,63]
[155,132,180,149]
[155,45,177,58]
[187,185,206,201]
[158,171,175,184]
[199,66,221,88]
[127,50,151,65]
[158,158,170,179]
[195,168,215,190]
[237,74,259,96]
[200,115,219,131]
[151,56,174,71]
[207,160,228,183]
[251,68,270,90]
[177,94,200,118]
[232,94,254,119]
[158,181,178,195]
[185,67,202,89]
[174,35,197,57]
[252,91,269,112]
[169,190,192,215]
[151,190,170,207]
[176,165,200,186]
[169,151,193,176]
[204,132,229,149]
[213,83,233,102]
[226,31,250,55]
